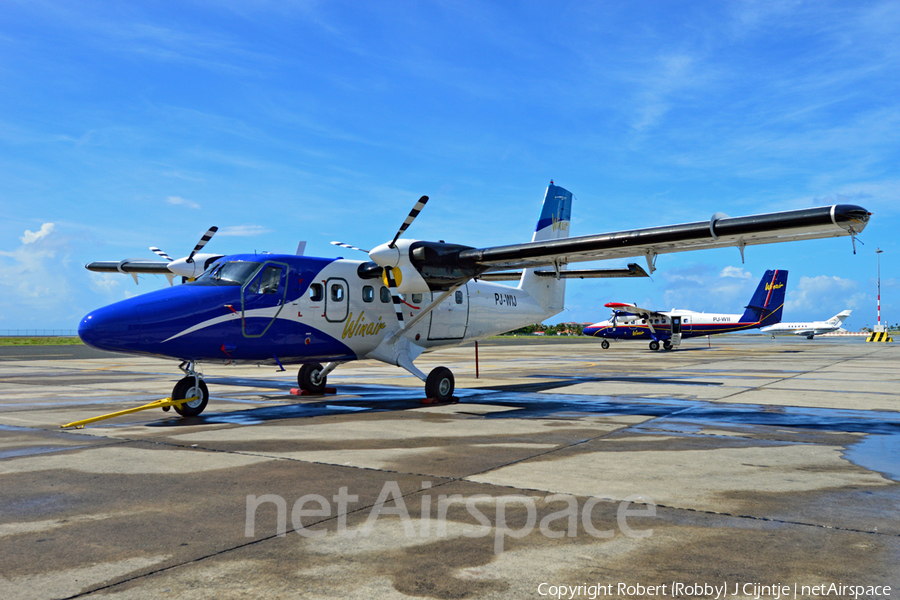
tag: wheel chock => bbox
[290,387,337,396]
[420,396,459,405]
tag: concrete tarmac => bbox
[0,336,898,599]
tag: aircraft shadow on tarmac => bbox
[144,378,900,441]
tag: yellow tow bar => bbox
[59,396,198,429]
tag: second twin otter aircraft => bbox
[79,183,870,417]
[583,270,788,351]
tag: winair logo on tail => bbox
[765,282,785,291]
[535,184,573,233]
[552,211,568,231]
[342,312,386,339]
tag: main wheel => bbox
[298,363,326,394]
[601,340,610,349]
[649,340,660,351]
[663,339,672,350]
[425,366,455,402]
[172,377,209,417]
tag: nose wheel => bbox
[172,377,209,417]
[601,340,610,349]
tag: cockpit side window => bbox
[309,284,324,302]
[247,266,282,295]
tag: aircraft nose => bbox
[78,304,142,352]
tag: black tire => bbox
[172,377,209,417]
[649,340,660,351]
[601,340,610,349]
[663,340,672,350]
[298,363,326,394]
[425,366,455,402]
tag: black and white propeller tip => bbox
[187,226,218,263]
[389,195,428,248]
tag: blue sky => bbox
[1,1,898,332]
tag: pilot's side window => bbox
[362,285,374,303]
[309,284,324,302]
[258,266,281,294]
[331,284,344,302]
[455,290,463,304]
[380,286,391,303]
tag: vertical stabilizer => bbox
[739,269,788,326]
[828,310,852,324]
[519,182,573,316]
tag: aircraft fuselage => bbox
[79,253,552,365]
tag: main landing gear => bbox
[170,361,209,417]
[649,340,675,352]
[295,362,457,404]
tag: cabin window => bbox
[455,290,463,304]
[411,293,422,304]
[309,284,324,302]
[362,285,374,303]
[380,286,391,303]
[331,284,344,302]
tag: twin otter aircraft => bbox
[80,183,870,417]
[583,269,788,350]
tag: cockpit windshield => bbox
[190,261,262,286]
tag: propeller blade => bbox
[149,247,174,262]
[383,267,406,330]
[330,241,370,253]
[187,226,218,263]
[389,195,428,248]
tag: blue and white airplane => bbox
[80,184,869,417]
[583,269,789,351]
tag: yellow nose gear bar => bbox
[59,396,197,429]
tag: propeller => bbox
[389,195,428,248]
[330,241,370,253]
[149,226,218,264]
[187,226,218,263]
[150,247,174,262]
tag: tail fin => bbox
[739,269,788,326]
[828,310,852,324]
[519,182,572,315]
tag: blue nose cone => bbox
[78,303,142,352]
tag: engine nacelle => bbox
[369,239,479,293]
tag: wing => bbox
[459,205,869,271]
[475,263,649,281]
[604,302,663,318]
[85,260,174,274]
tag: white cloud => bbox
[720,266,752,279]
[218,225,271,236]
[166,196,200,209]
[785,275,858,314]
[20,223,55,244]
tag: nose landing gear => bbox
[172,361,209,417]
